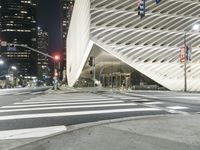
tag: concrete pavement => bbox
[3,114,200,150]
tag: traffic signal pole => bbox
[13,44,54,59]
[184,33,187,92]
[89,57,96,87]
[5,43,59,90]
[93,57,96,87]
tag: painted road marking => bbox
[144,102,164,105]
[28,97,111,100]
[0,103,138,113]
[1,100,124,108]
[165,96,200,100]
[24,98,114,102]
[0,108,161,121]
[0,126,67,140]
[167,106,189,110]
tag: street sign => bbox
[0,41,7,47]
[7,46,16,51]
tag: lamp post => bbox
[93,57,96,87]
[53,55,60,90]
[8,66,17,87]
[0,59,4,78]
[183,33,187,92]
[0,60,4,65]
[183,24,200,92]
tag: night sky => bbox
[37,0,63,52]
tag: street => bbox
[0,87,50,107]
[0,89,200,138]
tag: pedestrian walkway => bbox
[0,92,167,140]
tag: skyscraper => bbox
[62,0,74,67]
[0,0,38,77]
[37,26,49,79]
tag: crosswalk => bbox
[0,92,164,119]
[0,91,195,140]
[0,87,47,96]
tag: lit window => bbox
[21,11,28,14]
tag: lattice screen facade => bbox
[67,0,200,91]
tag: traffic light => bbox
[138,0,145,18]
[54,55,60,61]
[89,57,93,66]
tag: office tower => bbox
[62,0,74,68]
[0,0,38,77]
[37,26,49,79]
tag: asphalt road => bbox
[0,89,200,140]
[0,87,50,106]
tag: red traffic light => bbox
[54,55,60,61]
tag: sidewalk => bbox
[9,114,200,150]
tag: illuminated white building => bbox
[67,0,200,91]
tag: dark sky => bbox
[37,0,63,52]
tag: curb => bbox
[64,113,187,132]
[11,113,188,150]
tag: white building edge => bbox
[67,0,200,91]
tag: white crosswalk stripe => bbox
[0,92,166,139]
[0,108,161,121]
[0,126,67,140]
[0,103,138,113]
[2,100,124,108]
[166,106,189,110]
[0,93,163,117]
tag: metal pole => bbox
[13,43,59,90]
[93,57,95,87]
[13,44,54,59]
[54,61,57,90]
[99,67,105,87]
[184,33,187,92]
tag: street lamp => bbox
[183,24,200,92]
[0,60,4,65]
[6,65,17,88]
